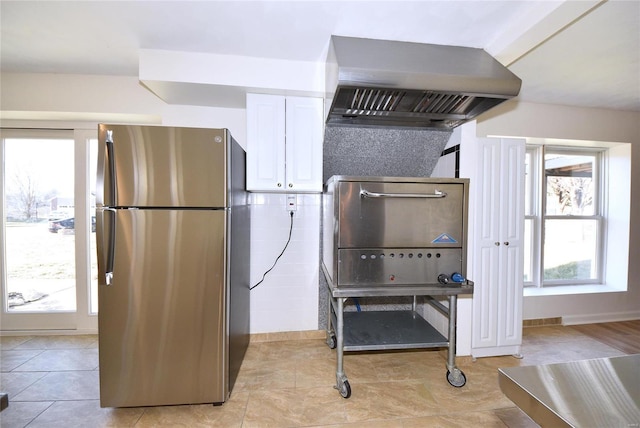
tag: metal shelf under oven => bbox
[323,263,472,397]
[333,310,448,351]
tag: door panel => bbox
[246,93,286,191]
[337,181,465,248]
[498,139,525,346]
[285,96,323,191]
[502,244,523,343]
[98,125,228,208]
[97,209,227,406]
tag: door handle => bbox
[104,208,116,286]
[360,189,447,199]
[105,130,117,206]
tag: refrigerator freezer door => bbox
[98,125,229,208]
[97,209,228,407]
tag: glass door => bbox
[0,128,97,331]
[89,136,98,316]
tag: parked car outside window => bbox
[48,215,96,233]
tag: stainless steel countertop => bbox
[499,354,640,428]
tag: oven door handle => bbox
[360,189,447,199]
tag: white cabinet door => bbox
[285,96,323,192]
[471,137,525,357]
[247,94,323,192]
[473,139,501,349]
[246,94,286,191]
[497,140,525,347]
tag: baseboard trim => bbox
[471,345,522,359]
[1,329,327,342]
[562,311,640,326]
[0,329,98,337]
[250,330,325,343]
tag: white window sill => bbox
[524,284,626,297]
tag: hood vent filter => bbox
[325,36,521,129]
[330,86,505,129]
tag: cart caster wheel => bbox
[446,369,467,387]
[326,334,337,349]
[338,380,351,398]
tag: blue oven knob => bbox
[451,272,466,283]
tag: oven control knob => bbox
[451,272,465,283]
[438,274,450,285]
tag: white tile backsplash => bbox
[249,193,320,333]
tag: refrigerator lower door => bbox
[97,209,227,407]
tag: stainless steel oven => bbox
[323,176,469,289]
[321,176,473,398]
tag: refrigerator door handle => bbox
[104,208,116,286]
[105,129,117,206]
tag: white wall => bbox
[249,194,320,333]
[1,72,322,334]
[477,100,640,323]
[3,73,640,334]
[0,73,247,144]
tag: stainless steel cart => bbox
[321,176,474,398]
[323,277,473,398]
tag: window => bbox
[524,145,604,287]
[89,137,98,313]
[1,128,98,331]
[3,135,77,312]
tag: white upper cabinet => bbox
[246,93,323,192]
[246,93,286,191]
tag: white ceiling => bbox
[1,0,639,112]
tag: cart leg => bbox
[446,295,457,372]
[334,297,351,398]
[325,290,336,349]
[445,295,467,387]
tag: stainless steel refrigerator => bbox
[96,124,250,407]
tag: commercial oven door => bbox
[337,181,466,249]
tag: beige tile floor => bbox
[0,325,628,427]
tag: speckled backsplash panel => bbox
[318,125,453,329]
[322,126,452,182]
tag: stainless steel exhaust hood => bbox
[325,36,522,129]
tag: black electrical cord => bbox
[250,210,294,291]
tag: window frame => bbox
[524,145,541,287]
[525,144,605,287]
[0,127,98,332]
